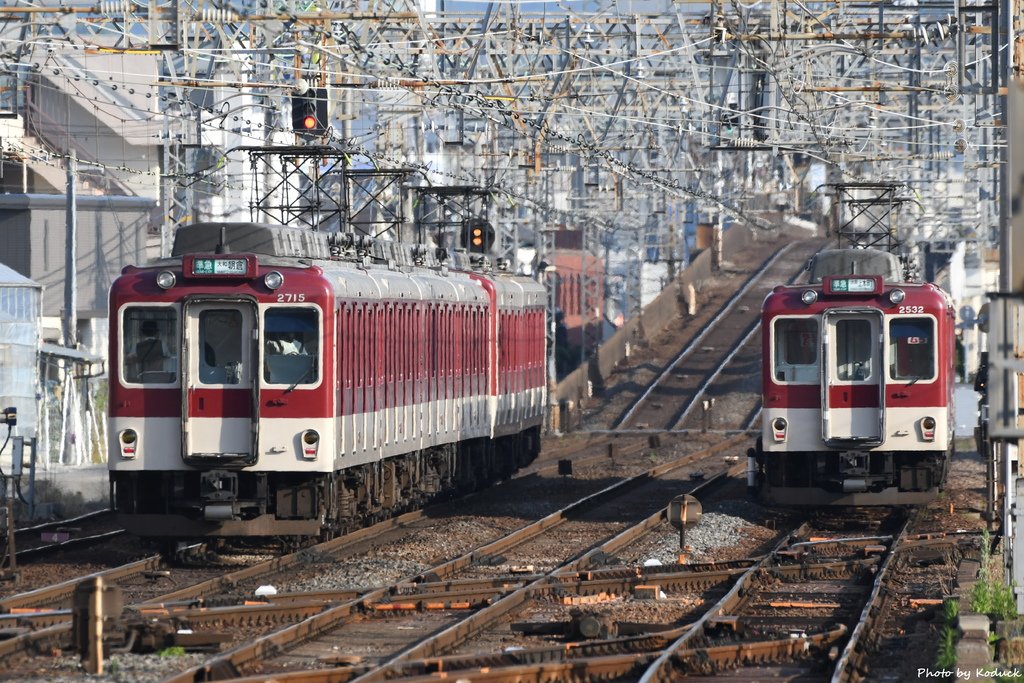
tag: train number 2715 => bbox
[898,305,924,314]
[277,293,306,302]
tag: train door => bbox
[182,298,258,464]
[821,309,884,445]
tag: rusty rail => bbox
[162,434,745,682]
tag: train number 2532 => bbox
[898,305,924,314]
[276,293,306,302]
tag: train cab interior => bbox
[263,308,319,387]
[123,310,179,385]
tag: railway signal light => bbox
[461,219,495,253]
[291,87,328,136]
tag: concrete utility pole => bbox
[63,152,77,349]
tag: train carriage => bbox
[108,222,545,538]
[755,248,956,505]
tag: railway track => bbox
[0,235,987,682]
[616,238,824,432]
[146,435,746,681]
[273,511,967,683]
[0,432,742,676]
[9,509,125,560]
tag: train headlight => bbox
[772,417,788,443]
[920,416,936,441]
[301,429,320,460]
[889,289,906,304]
[264,271,284,291]
[119,429,138,459]
[800,290,818,305]
[156,271,176,290]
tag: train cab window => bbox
[263,308,319,386]
[836,319,873,382]
[889,317,935,381]
[773,318,818,383]
[123,309,178,384]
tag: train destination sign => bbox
[824,276,882,295]
[192,258,248,276]
[831,277,875,293]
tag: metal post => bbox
[27,438,35,521]
[87,576,104,674]
[2,475,14,580]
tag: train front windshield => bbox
[889,318,935,381]
[122,308,178,384]
[263,308,320,386]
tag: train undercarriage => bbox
[755,440,952,506]
[110,427,542,540]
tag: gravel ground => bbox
[8,653,209,683]
[860,438,989,681]
[620,498,789,564]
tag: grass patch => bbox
[972,529,1017,622]
[936,599,959,670]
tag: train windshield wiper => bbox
[284,360,316,394]
[906,374,924,387]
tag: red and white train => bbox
[755,248,956,505]
[107,222,546,538]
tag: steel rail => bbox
[614,244,794,429]
[0,432,654,666]
[162,434,743,683]
[830,515,917,683]
[639,512,910,682]
[0,555,163,613]
[15,529,127,560]
[670,238,824,430]
[0,555,164,660]
[636,522,811,683]
[14,508,112,537]
[346,464,739,683]
[203,515,887,682]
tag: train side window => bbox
[836,318,873,382]
[263,308,319,386]
[123,308,178,384]
[773,318,818,383]
[889,317,935,381]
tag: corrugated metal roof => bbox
[0,262,40,288]
[40,342,100,363]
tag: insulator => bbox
[733,137,758,148]
[201,8,238,21]
[99,0,129,14]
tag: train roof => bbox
[807,249,902,284]
[173,222,333,260]
[162,221,544,307]
[171,221,510,275]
